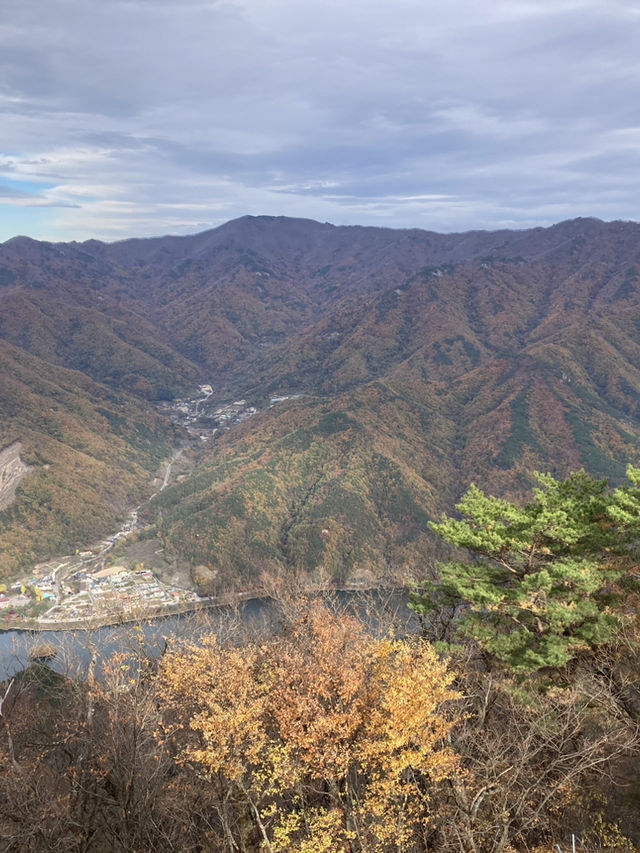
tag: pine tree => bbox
[411,467,640,673]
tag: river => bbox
[0,590,417,682]
[0,599,270,682]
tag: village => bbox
[0,385,302,630]
[37,564,202,625]
[0,554,204,628]
[157,384,301,442]
[156,384,259,442]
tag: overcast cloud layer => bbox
[1,0,640,241]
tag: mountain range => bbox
[3,214,640,587]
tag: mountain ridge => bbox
[4,214,640,586]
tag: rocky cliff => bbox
[0,441,32,510]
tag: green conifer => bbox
[412,467,640,673]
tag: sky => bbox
[1,0,640,242]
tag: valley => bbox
[3,216,640,852]
[0,385,309,629]
[3,215,640,598]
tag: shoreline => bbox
[0,582,391,634]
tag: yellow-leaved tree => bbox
[159,601,459,853]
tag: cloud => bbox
[0,179,81,208]
[1,0,639,240]
[0,185,33,199]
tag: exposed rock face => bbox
[193,564,218,594]
[0,441,32,510]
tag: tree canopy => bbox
[159,603,459,852]
[411,466,640,673]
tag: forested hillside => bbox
[0,339,177,575]
[4,215,640,583]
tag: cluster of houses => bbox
[37,565,201,624]
[157,385,304,447]
[0,560,204,627]
[0,575,56,616]
[213,400,257,427]
[160,388,259,443]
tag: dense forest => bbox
[4,217,640,584]
[2,466,639,852]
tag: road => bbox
[33,446,186,607]
[160,448,184,492]
[193,386,213,417]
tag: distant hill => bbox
[3,215,640,585]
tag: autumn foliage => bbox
[159,603,459,852]
[0,595,638,851]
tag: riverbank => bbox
[0,582,387,633]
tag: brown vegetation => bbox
[0,598,638,852]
